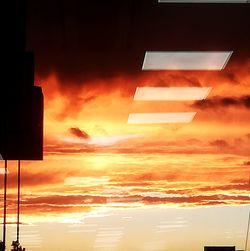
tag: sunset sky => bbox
[1,1,250,251]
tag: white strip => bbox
[134,87,211,101]
[142,51,233,70]
[158,0,248,2]
[128,112,196,124]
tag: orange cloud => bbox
[2,61,249,219]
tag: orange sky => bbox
[2,59,250,215]
[1,60,250,250]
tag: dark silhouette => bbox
[0,241,4,251]
[0,0,43,160]
[1,1,43,250]
[11,241,25,251]
[204,246,235,251]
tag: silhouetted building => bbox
[0,241,4,251]
[205,246,236,251]
[0,0,43,160]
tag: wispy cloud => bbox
[192,95,250,110]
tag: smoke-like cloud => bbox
[192,95,250,110]
[209,139,230,148]
[69,127,90,140]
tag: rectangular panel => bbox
[127,112,196,124]
[158,0,248,3]
[142,51,233,70]
[134,87,211,101]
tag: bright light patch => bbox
[127,112,196,124]
[134,87,211,101]
[0,168,9,174]
[142,51,233,70]
[64,176,110,186]
[158,0,248,2]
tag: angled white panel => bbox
[142,51,233,70]
[127,112,196,124]
[134,87,211,101]
[158,0,248,2]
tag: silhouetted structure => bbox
[11,240,25,251]
[0,241,4,251]
[0,0,43,160]
[204,246,235,251]
[1,1,43,250]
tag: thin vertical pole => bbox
[245,172,250,251]
[17,160,21,244]
[3,160,7,250]
[245,210,250,251]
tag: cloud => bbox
[221,72,239,84]
[20,204,93,215]
[141,194,249,206]
[209,139,230,148]
[9,191,249,216]
[22,194,106,205]
[243,161,250,166]
[168,74,202,87]
[197,183,249,192]
[69,127,90,140]
[0,170,63,189]
[192,95,250,110]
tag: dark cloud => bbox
[142,194,249,205]
[169,74,202,87]
[197,183,249,192]
[43,139,96,155]
[192,95,250,110]
[83,95,96,104]
[44,146,95,155]
[14,193,250,215]
[0,170,62,189]
[220,72,239,84]
[22,194,106,205]
[209,139,230,148]
[69,127,90,140]
[26,0,250,84]
[243,161,250,166]
[19,204,93,215]
[230,178,248,183]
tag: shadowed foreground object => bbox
[204,247,236,251]
[0,0,43,160]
